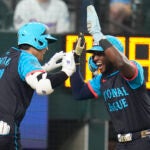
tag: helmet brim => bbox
[86,45,104,53]
[46,35,57,43]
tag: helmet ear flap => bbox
[88,56,98,72]
[37,35,48,49]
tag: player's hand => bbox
[42,51,65,72]
[0,121,10,135]
[74,34,85,56]
[62,52,76,76]
[87,5,105,45]
[87,5,101,33]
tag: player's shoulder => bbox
[130,60,142,68]
[130,60,144,74]
[92,73,102,81]
[20,50,38,62]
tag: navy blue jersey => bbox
[0,47,44,132]
[88,61,150,134]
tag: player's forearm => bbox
[25,71,68,95]
[70,66,94,100]
[47,71,68,88]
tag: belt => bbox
[117,129,150,143]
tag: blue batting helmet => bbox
[18,22,57,50]
[86,35,124,53]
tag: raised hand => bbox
[42,51,65,72]
[74,33,85,56]
[62,52,76,76]
[87,5,105,45]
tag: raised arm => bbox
[70,36,95,100]
[87,4,136,79]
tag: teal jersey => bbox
[0,47,44,147]
[89,61,150,133]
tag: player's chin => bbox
[99,69,105,73]
[38,56,44,61]
[99,66,105,73]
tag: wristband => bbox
[74,53,80,64]
[99,39,113,50]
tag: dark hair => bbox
[18,44,32,50]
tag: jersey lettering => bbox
[103,86,129,101]
[108,98,128,112]
[0,56,11,78]
[103,86,129,112]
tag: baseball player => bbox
[70,5,150,150]
[0,22,75,149]
[13,0,71,33]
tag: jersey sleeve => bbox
[88,74,102,98]
[18,51,45,81]
[126,61,144,89]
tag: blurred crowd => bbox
[0,0,149,34]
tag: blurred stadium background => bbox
[0,0,150,150]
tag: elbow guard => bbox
[26,72,54,95]
[36,73,54,95]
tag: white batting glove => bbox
[42,51,65,72]
[62,52,76,77]
[87,5,105,45]
[0,121,10,135]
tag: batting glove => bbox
[42,51,65,72]
[74,33,85,56]
[0,121,10,135]
[62,52,76,76]
[87,5,105,45]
